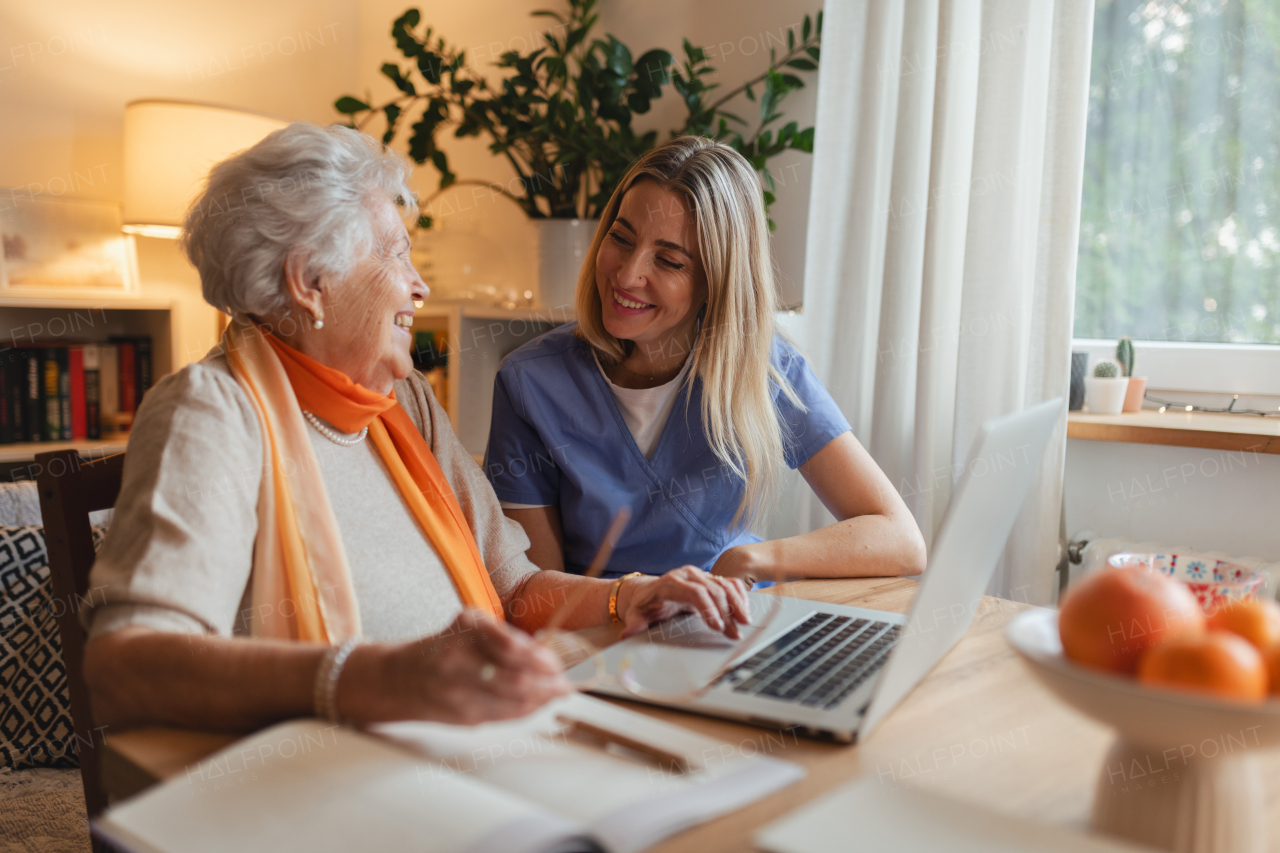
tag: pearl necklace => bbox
[301,410,369,446]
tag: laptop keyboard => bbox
[718,613,901,710]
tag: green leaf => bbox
[632,49,672,96]
[792,126,815,152]
[416,213,434,229]
[391,9,423,57]
[803,16,811,42]
[417,52,443,83]
[786,58,817,71]
[787,27,795,51]
[781,73,805,88]
[334,96,371,114]
[816,10,823,35]
[381,63,416,95]
[806,46,820,62]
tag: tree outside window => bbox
[1075,0,1280,344]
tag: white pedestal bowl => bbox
[1007,608,1280,853]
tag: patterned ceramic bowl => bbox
[1106,552,1264,614]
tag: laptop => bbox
[567,397,1062,743]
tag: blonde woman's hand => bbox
[343,609,572,725]
[617,567,751,641]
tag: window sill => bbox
[1067,411,1280,455]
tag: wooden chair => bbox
[35,449,125,826]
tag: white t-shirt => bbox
[500,353,692,510]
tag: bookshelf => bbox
[412,302,572,457]
[0,296,176,468]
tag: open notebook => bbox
[94,694,803,853]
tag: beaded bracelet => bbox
[313,637,360,724]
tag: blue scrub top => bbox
[483,323,851,577]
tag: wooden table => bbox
[98,577,1280,850]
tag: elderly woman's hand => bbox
[344,610,572,725]
[616,567,751,641]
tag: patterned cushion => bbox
[0,525,107,770]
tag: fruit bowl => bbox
[1107,552,1264,614]
[1008,607,1280,853]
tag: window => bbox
[1074,0,1279,346]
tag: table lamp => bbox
[122,99,289,239]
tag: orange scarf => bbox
[223,316,503,643]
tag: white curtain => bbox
[780,0,1095,605]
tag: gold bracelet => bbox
[609,572,644,623]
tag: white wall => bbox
[1064,439,1280,562]
[355,0,821,307]
[0,0,360,365]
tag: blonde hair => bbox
[575,136,802,528]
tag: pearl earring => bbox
[313,318,324,330]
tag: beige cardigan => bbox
[85,348,538,643]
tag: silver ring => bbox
[479,662,497,683]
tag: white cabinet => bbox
[411,302,571,458]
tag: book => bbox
[0,350,12,444]
[7,351,23,445]
[23,349,41,442]
[69,347,86,440]
[136,336,152,403]
[0,348,21,440]
[83,345,101,440]
[756,774,1138,853]
[99,343,119,418]
[41,348,60,442]
[93,694,803,853]
[117,341,136,414]
[57,346,71,440]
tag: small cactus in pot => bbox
[1114,336,1146,412]
[1086,359,1128,413]
[1116,336,1135,378]
[1093,360,1119,379]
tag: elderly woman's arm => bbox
[84,610,569,732]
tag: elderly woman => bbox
[83,123,751,733]
[486,137,926,586]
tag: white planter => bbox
[536,219,598,312]
[1084,377,1129,414]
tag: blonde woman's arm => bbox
[712,432,927,582]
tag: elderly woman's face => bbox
[325,196,427,393]
[595,180,707,350]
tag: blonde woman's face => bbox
[595,180,707,351]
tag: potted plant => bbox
[1116,336,1147,412]
[1085,360,1129,415]
[336,0,822,308]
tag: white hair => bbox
[180,122,416,317]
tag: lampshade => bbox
[122,99,289,239]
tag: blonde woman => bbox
[485,136,925,597]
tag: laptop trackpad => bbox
[614,615,739,696]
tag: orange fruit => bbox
[1059,567,1205,674]
[1262,644,1280,695]
[1137,631,1266,702]
[1206,597,1280,649]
